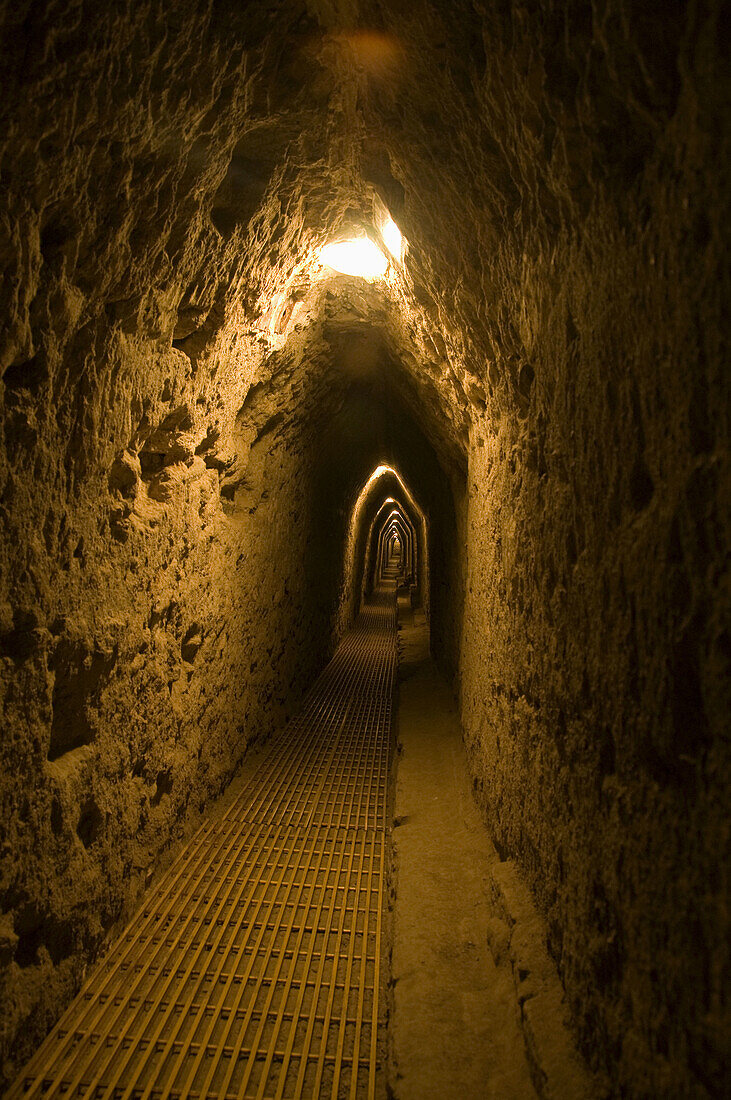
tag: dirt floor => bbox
[388,602,537,1099]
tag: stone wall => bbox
[0,308,343,1081]
[460,200,729,1096]
[0,0,343,1078]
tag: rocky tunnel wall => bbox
[0,267,344,1083]
[0,1,366,1078]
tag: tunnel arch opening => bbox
[225,307,467,690]
[340,462,431,636]
[371,505,417,595]
[375,509,414,588]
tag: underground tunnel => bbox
[0,1,728,1097]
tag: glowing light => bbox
[319,238,388,278]
[381,217,403,260]
[361,465,392,493]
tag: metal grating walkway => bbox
[11,589,398,1100]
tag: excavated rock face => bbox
[0,1,727,1095]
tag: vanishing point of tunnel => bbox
[0,2,728,1098]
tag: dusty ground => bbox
[388,602,537,1099]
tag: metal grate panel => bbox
[10,589,397,1100]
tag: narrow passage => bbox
[10,591,398,1100]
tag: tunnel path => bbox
[11,588,398,1100]
[389,607,538,1099]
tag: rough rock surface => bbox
[0,1,728,1096]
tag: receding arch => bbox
[339,463,429,631]
[362,491,425,610]
[369,503,416,588]
[373,507,416,587]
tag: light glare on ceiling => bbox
[381,217,403,259]
[319,238,389,278]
